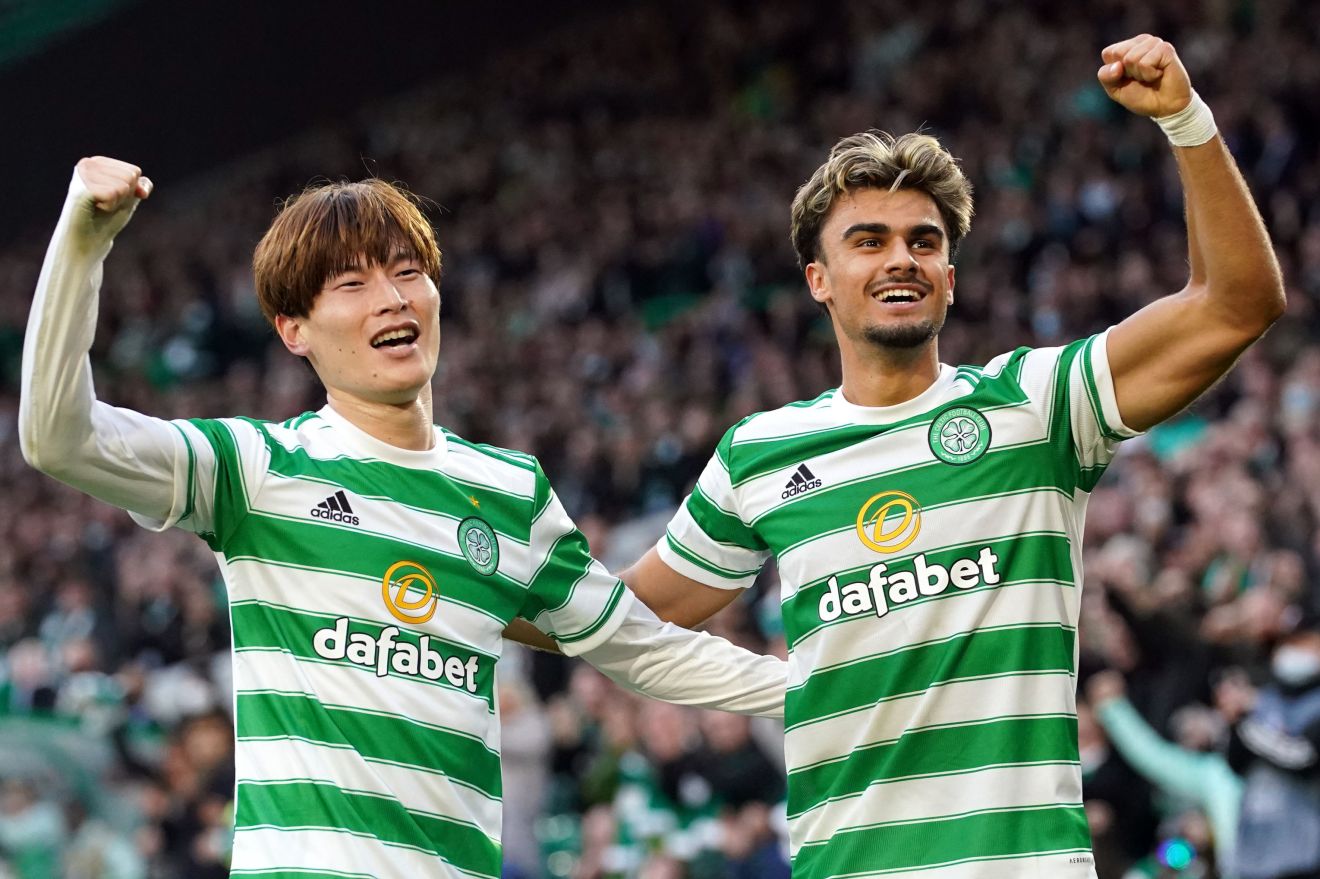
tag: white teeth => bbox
[879,291,919,302]
[371,328,418,347]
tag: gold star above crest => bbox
[468,495,481,508]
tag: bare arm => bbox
[502,547,743,650]
[1097,35,1285,431]
[619,546,743,628]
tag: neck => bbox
[838,338,942,407]
[325,384,435,451]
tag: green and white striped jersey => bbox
[658,330,1138,879]
[146,405,632,879]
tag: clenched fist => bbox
[1097,34,1193,119]
[75,156,153,214]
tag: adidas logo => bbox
[311,490,360,525]
[781,464,823,499]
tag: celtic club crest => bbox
[928,406,992,465]
[457,517,499,576]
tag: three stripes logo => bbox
[781,464,823,499]
[311,490,360,526]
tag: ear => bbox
[945,264,956,306]
[805,261,831,308]
[274,314,310,357]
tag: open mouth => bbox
[873,287,926,304]
[370,327,420,348]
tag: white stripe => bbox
[728,396,839,443]
[232,651,496,747]
[221,561,510,647]
[790,763,1084,848]
[444,442,537,499]
[230,827,494,879]
[742,404,1050,538]
[235,737,500,836]
[784,672,1076,770]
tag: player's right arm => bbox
[623,424,771,628]
[619,546,742,629]
[19,158,191,522]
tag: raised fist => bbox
[75,156,153,214]
[1097,34,1193,119]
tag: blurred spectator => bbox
[1225,625,1320,879]
[1088,669,1243,877]
[1,0,1319,875]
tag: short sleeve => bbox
[518,463,633,656]
[1002,328,1142,491]
[130,416,270,551]
[656,424,771,590]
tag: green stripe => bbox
[782,533,1074,649]
[189,417,254,551]
[791,803,1089,878]
[261,442,532,539]
[236,692,501,798]
[230,601,495,705]
[786,623,1076,729]
[229,865,377,871]
[236,781,500,877]
[519,522,625,644]
[787,712,1079,816]
[223,513,527,620]
[687,484,766,552]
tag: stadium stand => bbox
[1,1,1318,876]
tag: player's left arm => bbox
[1098,34,1286,432]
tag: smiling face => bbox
[274,252,441,406]
[252,178,444,409]
[806,186,956,354]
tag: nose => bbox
[883,240,919,275]
[374,277,409,315]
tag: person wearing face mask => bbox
[1223,623,1320,879]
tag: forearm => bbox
[580,598,786,718]
[20,174,179,517]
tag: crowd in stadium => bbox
[1,1,1318,877]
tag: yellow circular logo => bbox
[856,491,922,553]
[381,560,438,624]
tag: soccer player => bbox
[20,157,787,878]
[617,34,1286,878]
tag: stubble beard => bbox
[862,314,945,350]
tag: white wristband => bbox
[1154,91,1217,148]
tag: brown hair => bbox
[790,131,974,269]
[252,179,442,325]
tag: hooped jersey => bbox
[659,331,1139,879]
[143,405,632,879]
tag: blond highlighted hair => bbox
[790,131,974,269]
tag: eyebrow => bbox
[841,222,945,241]
[338,251,417,274]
